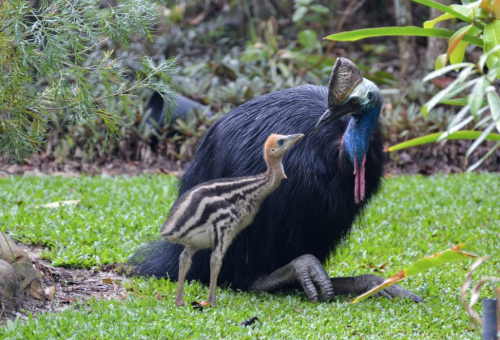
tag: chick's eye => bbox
[351,98,358,105]
[277,140,283,146]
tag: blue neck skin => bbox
[343,102,382,169]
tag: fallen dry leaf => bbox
[155,293,166,301]
[37,200,81,209]
[188,11,206,25]
[28,279,46,301]
[44,286,56,300]
[115,291,128,300]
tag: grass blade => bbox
[351,244,480,304]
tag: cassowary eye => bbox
[277,140,283,146]
[351,98,358,105]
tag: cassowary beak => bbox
[314,108,351,132]
[315,57,363,133]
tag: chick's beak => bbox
[285,133,304,146]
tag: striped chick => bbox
[161,133,304,307]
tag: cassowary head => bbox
[315,58,383,204]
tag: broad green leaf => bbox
[449,40,469,64]
[298,30,318,49]
[423,62,474,82]
[479,0,500,18]
[424,13,455,29]
[441,98,468,106]
[447,24,474,62]
[479,44,500,70]
[435,53,448,69]
[487,65,500,81]
[466,120,497,158]
[295,0,313,5]
[412,0,472,23]
[292,6,307,23]
[483,20,500,69]
[486,86,500,133]
[351,244,480,304]
[469,76,486,116]
[325,27,483,47]
[386,130,500,152]
[449,26,481,64]
[310,5,329,14]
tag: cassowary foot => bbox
[330,274,423,303]
[175,299,184,306]
[249,254,334,303]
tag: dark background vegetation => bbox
[1,0,499,177]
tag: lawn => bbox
[0,173,499,339]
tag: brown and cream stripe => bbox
[160,133,304,307]
[161,173,276,249]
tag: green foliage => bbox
[326,26,483,46]
[292,0,330,24]
[326,0,500,170]
[387,130,500,151]
[351,244,481,303]
[0,0,176,162]
[1,174,500,337]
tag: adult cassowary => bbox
[130,58,422,302]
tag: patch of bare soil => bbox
[2,245,128,322]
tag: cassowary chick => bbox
[161,133,304,306]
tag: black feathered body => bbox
[133,85,385,289]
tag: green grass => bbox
[0,175,178,267]
[1,173,499,339]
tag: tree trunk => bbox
[425,0,453,71]
[394,0,417,76]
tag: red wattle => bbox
[360,155,366,202]
[352,150,366,204]
[353,150,359,204]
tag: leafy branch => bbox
[0,0,177,162]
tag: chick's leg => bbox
[206,249,223,306]
[175,246,197,306]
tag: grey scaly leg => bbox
[330,275,422,302]
[249,254,422,303]
[175,246,197,306]
[249,254,334,302]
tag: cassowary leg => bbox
[175,246,197,306]
[330,274,423,302]
[248,254,334,303]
